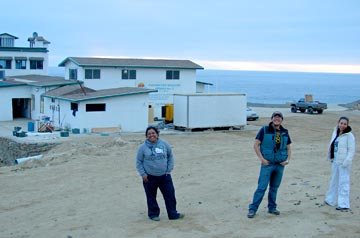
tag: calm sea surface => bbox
[197,70,360,104]
[49,67,360,105]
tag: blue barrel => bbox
[60,131,69,137]
[27,121,34,132]
[72,128,80,134]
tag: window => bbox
[0,38,14,47]
[86,103,106,112]
[31,94,35,110]
[30,60,43,70]
[0,59,11,69]
[15,59,26,69]
[71,103,78,111]
[85,69,101,79]
[69,69,77,80]
[40,96,44,113]
[122,69,136,80]
[166,70,180,80]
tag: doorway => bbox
[12,98,31,119]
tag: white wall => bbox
[46,94,150,132]
[0,51,49,76]
[63,62,198,119]
[173,93,247,128]
[32,86,60,122]
[0,86,31,121]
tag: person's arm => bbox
[281,144,291,166]
[136,145,148,182]
[343,133,355,167]
[165,141,174,174]
[254,139,270,165]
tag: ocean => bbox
[197,70,360,104]
[49,67,360,105]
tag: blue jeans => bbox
[249,163,284,212]
[143,174,180,219]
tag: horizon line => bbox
[196,60,360,74]
[49,56,360,74]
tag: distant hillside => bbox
[49,67,65,77]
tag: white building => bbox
[0,75,78,122]
[58,57,204,118]
[0,32,50,78]
[43,85,157,132]
[0,74,157,132]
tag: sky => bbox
[2,0,360,73]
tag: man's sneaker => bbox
[150,216,160,221]
[336,207,349,211]
[324,201,334,207]
[247,210,256,218]
[268,209,280,215]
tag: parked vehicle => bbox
[247,107,259,121]
[290,98,327,114]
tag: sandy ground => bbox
[0,105,359,238]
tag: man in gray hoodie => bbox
[136,126,184,221]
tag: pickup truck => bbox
[290,98,327,114]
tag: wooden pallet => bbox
[174,125,245,132]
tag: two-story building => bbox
[58,57,204,118]
[0,32,50,78]
[0,34,159,132]
[1,32,213,132]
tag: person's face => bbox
[338,119,348,132]
[272,115,283,126]
[146,129,158,143]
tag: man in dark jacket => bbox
[247,111,292,218]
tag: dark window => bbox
[0,59,11,69]
[86,103,106,112]
[85,69,101,79]
[71,103,78,111]
[166,70,180,80]
[15,60,26,69]
[85,69,92,79]
[122,69,136,79]
[69,69,77,80]
[30,60,43,69]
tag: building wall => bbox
[0,86,31,121]
[45,94,150,132]
[0,50,49,76]
[63,62,197,118]
[31,86,59,121]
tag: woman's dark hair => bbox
[145,126,159,136]
[338,116,349,123]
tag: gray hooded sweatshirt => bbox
[136,138,174,177]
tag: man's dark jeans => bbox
[249,163,284,212]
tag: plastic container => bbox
[60,131,69,137]
[28,121,35,132]
[72,128,80,134]
[16,132,27,137]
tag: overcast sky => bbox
[2,0,360,73]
